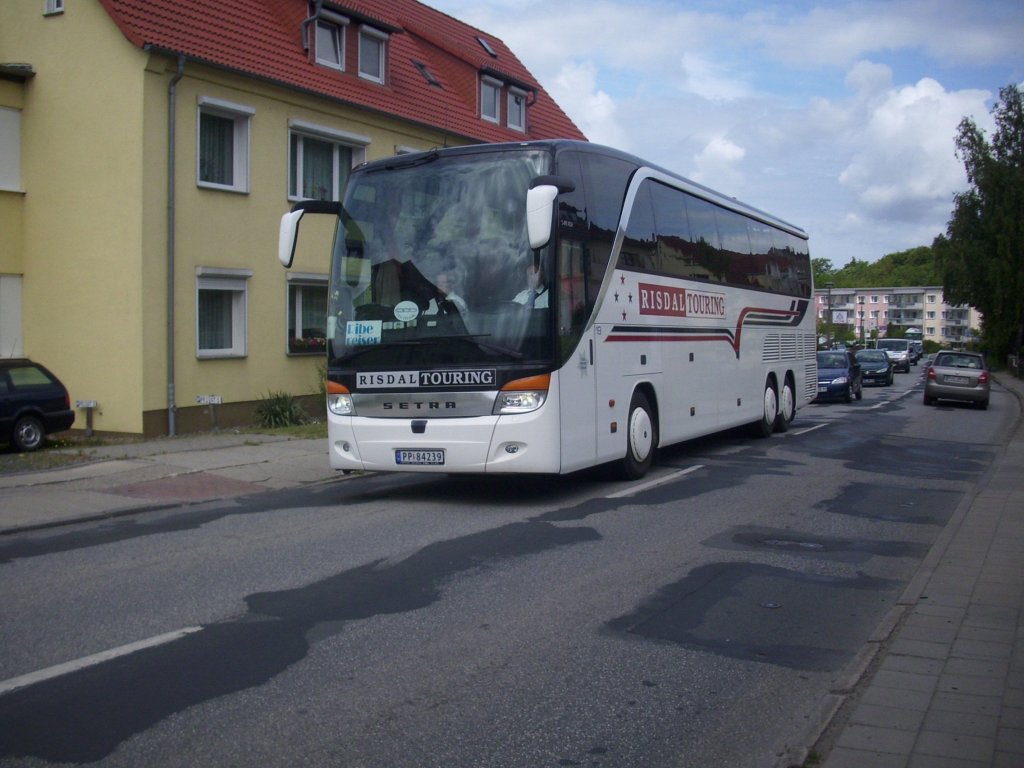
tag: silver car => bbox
[923,351,990,409]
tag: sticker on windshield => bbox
[394,301,420,322]
[346,320,382,346]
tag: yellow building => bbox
[0,0,584,436]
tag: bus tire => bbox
[753,378,778,438]
[621,390,657,480]
[775,377,795,433]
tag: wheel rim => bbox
[629,405,653,463]
[16,421,43,450]
[763,385,778,425]
[780,383,794,422]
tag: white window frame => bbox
[507,87,527,132]
[196,267,253,358]
[287,120,369,202]
[286,272,329,355]
[481,76,501,124]
[44,0,64,15]
[0,275,23,357]
[0,107,22,192]
[197,97,253,193]
[358,26,387,84]
[315,12,349,71]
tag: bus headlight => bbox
[327,381,355,416]
[493,374,550,415]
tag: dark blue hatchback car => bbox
[814,350,863,403]
[0,359,75,451]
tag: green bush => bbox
[254,391,308,428]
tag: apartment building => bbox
[0,0,585,436]
[814,286,981,347]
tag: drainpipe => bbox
[300,0,324,52]
[167,55,185,436]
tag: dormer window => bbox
[315,12,348,71]
[508,87,526,132]
[358,26,387,83]
[480,76,501,124]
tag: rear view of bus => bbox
[279,141,815,478]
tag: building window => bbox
[359,27,387,83]
[287,274,328,354]
[44,0,64,15]
[0,275,23,357]
[197,98,253,192]
[0,107,21,191]
[196,268,252,358]
[507,88,526,132]
[481,77,501,123]
[870,295,878,303]
[315,15,347,70]
[288,121,369,201]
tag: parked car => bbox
[923,351,990,409]
[876,338,912,373]
[0,359,75,451]
[855,349,894,386]
[815,350,863,403]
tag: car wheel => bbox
[775,378,795,433]
[978,398,989,410]
[923,393,934,406]
[887,372,893,386]
[12,415,45,452]
[620,390,657,480]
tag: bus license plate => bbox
[395,449,445,466]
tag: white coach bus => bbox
[279,140,816,479]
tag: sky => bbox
[424,0,1024,268]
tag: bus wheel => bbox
[754,379,778,438]
[622,390,657,480]
[775,378,795,433]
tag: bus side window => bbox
[620,181,658,272]
[683,196,725,283]
[649,182,692,280]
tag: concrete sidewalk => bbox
[811,373,1024,768]
[0,431,343,534]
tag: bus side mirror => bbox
[278,200,342,268]
[526,185,559,250]
[278,209,305,268]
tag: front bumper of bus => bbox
[327,403,561,474]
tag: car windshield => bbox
[857,351,887,362]
[935,354,982,369]
[877,340,906,350]
[817,353,848,368]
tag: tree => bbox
[812,257,834,287]
[934,84,1024,364]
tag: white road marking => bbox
[606,465,704,499]
[0,626,202,697]
[791,422,830,436]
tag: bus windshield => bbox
[326,148,553,368]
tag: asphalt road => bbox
[0,364,1016,767]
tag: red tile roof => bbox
[97,0,586,144]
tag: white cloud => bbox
[691,136,747,187]
[548,61,627,148]
[834,72,992,222]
